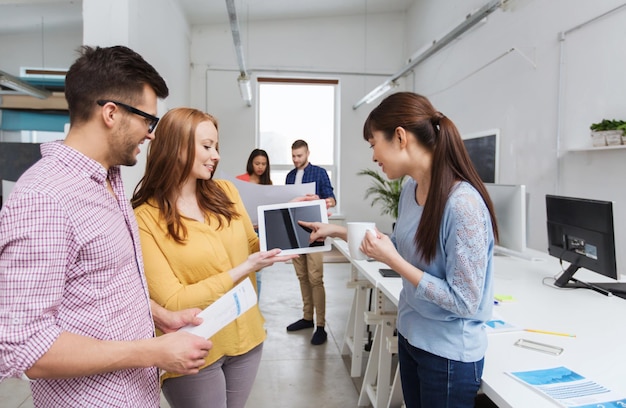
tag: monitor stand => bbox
[569,279,626,300]
[554,264,626,300]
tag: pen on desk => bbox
[524,329,576,338]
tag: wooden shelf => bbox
[0,92,67,110]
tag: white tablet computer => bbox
[257,199,331,255]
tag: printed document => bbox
[507,366,626,407]
[179,277,257,339]
[218,173,316,225]
[484,311,522,334]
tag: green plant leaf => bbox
[357,169,406,219]
[590,119,626,131]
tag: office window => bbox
[257,78,339,204]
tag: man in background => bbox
[0,45,211,407]
[285,139,336,345]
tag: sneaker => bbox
[310,327,327,345]
[286,319,314,332]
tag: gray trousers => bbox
[162,342,263,408]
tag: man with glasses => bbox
[0,45,212,408]
[96,100,160,133]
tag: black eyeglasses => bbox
[97,100,160,133]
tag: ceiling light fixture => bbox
[238,74,252,107]
[226,0,252,107]
[0,70,51,99]
[353,0,502,110]
[363,81,397,105]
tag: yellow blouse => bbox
[134,180,265,381]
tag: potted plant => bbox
[357,169,406,220]
[590,119,626,146]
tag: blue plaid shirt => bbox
[285,163,335,200]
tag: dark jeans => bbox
[398,333,483,408]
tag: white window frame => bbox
[256,77,341,214]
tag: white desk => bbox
[334,239,626,408]
[482,252,626,407]
[333,239,402,408]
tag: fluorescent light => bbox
[227,0,252,106]
[353,0,502,110]
[237,75,252,107]
[363,81,395,105]
[352,81,396,109]
[0,70,51,99]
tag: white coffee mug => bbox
[347,222,376,261]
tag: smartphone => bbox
[379,268,401,278]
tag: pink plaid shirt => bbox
[0,142,159,407]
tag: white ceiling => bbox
[0,0,413,35]
[180,0,413,25]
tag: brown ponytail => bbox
[363,92,498,263]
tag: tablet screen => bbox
[258,199,331,255]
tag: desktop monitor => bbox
[462,129,499,183]
[0,142,41,182]
[485,184,526,254]
[545,194,625,298]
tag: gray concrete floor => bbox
[0,260,363,408]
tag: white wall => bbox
[0,0,190,199]
[3,1,626,260]
[126,0,190,198]
[0,28,80,74]
[186,0,626,264]
[402,0,626,266]
[83,0,191,198]
[189,13,408,233]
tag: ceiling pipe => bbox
[0,70,51,99]
[353,0,503,110]
[225,0,252,106]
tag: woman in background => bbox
[132,107,296,408]
[236,148,273,296]
[237,148,273,185]
[300,92,498,408]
